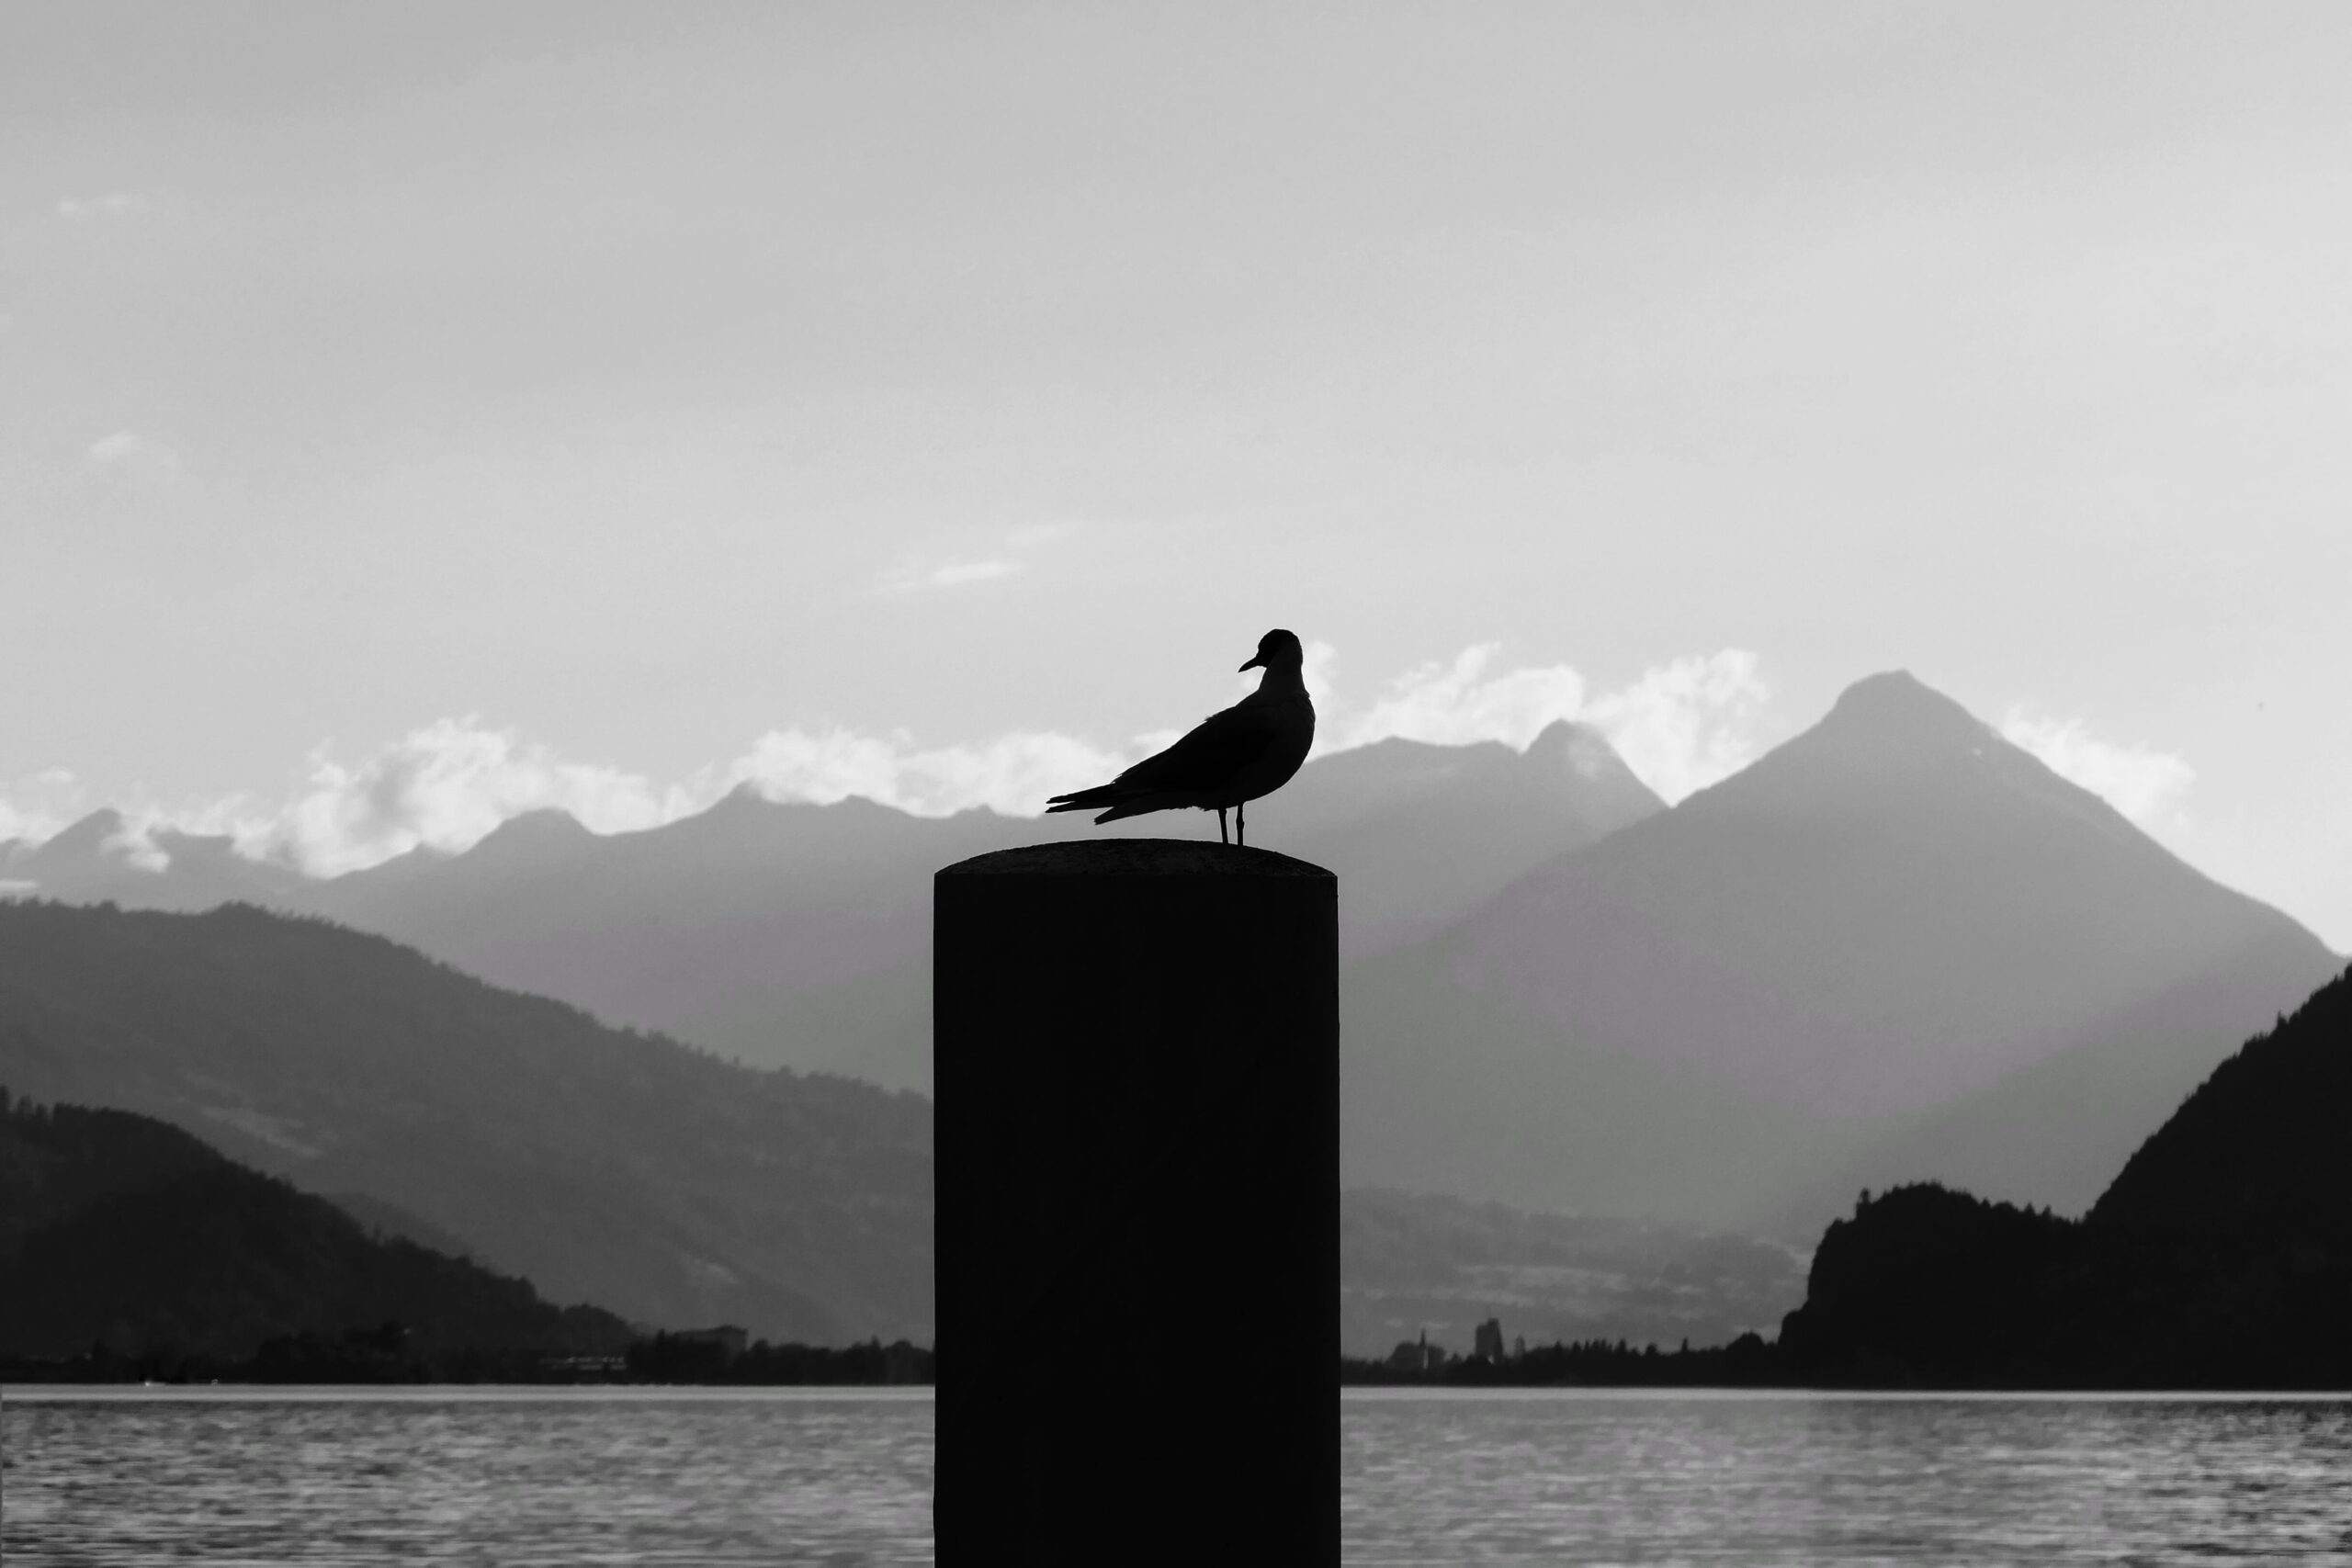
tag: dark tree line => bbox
[625,1332,933,1384]
[1341,1332,1779,1387]
[3,1325,935,1387]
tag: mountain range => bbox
[1340,672,2338,1231]
[5,671,2340,1294]
[2,891,1800,1353]
[0,900,932,1344]
[2,719,1658,1092]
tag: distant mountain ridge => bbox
[6,722,1663,1090]
[6,674,2336,1246]
[0,900,933,1344]
[0,809,307,911]
[1341,671,2339,1231]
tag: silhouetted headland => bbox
[1781,962,2352,1389]
[1351,964,2352,1391]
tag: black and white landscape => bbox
[5,671,2342,1357]
[7,5,2352,1561]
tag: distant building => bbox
[1512,1336,1526,1360]
[1385,1327,1453,1373]
[1473,1317,1505,1362]
[673,1325,750,1357]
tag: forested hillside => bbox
[0,1092,631,1363]
[1778,964,2352,1387]
[0,901,933,1343]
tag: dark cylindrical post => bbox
[935,839,1338,1564]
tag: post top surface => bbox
[938,839,1332,880]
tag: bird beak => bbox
[1239,654,1264,671]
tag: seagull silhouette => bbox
[1046,628,1317,846]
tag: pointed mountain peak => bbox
[470,807,593,857]
[1815,671,1990,747]
[20,808,129,867]
[1724,671,2004,787]
[1523,718,1661,796]
[55,806,127,840]
[660,784,908,852]
[1521,716,1601,755]
[497,807,591,837]
[706,782,775,815]
[1524,717,1607,767]
[707,784,899,818]
[1694,669,2168,855]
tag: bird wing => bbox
[1110,699,1285,795]
[1047,699,1283,811]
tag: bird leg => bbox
[1237,800,1247,847]
[1216,807,1229,845]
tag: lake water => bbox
[6,1386,2351,1564]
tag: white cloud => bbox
[728,728,1128,817]
[1333,643,1768,802]
[2,719,1134,877]
[928,559,1020,590]
[877,555,1023,593]
[58,192,146,220]
[1338,643,1588,751]
[83,430,184,492]
[167,719,1131,875]
[1300,638,1339,710]
[1582,650,1770,801]
[243,719,697,876]
[87,429,174,466]
[877,520,1085,593]
[1,640,1776,877]
[0,768,87,847]
[100,817,172,873]
[2000,710,2195,824]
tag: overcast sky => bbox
[3,3,2347,945]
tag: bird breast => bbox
[1230,695,1315,804]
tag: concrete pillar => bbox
[934,839,1338,1565]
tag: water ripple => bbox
[1340,1390,2352,1566]
[3,1388,936,1566]
[9,1387,2352,1563]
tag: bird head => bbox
[1239,628,1306,672]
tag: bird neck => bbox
[1254,662,1309,699]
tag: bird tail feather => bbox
[1087,794,1184,824]
[1044,785,1123,813]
